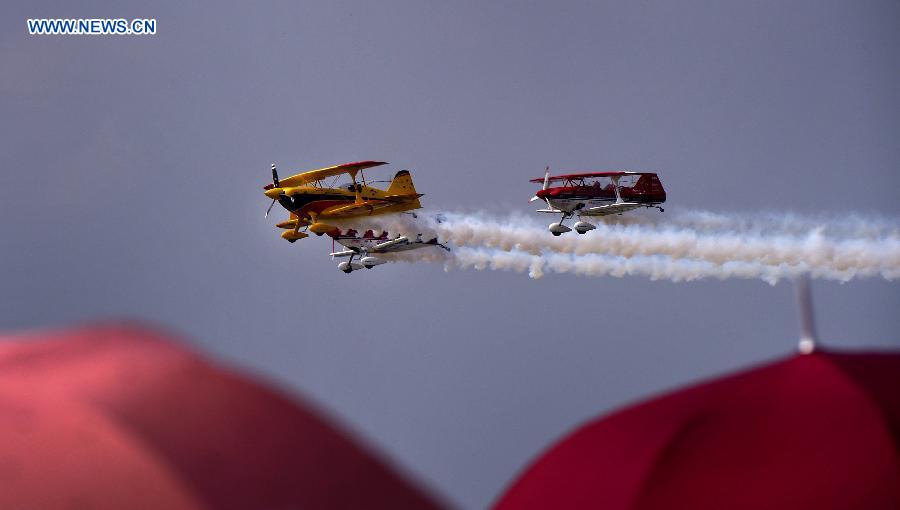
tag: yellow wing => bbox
[322,201,384,217]
[278,161,387,188]
[321,197,422,218]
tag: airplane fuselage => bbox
[538,185,665,214]
[274,184,419,224]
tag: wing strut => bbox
[351,172,363,204]
[612,175,623,204]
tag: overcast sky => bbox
[2,1,899,508]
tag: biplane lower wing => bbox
[329,237,410,257]
[322,202,379,217]
[321,198,422,218]
[373,236,410,251]
[578,202,644,216]
[536,203,646,216]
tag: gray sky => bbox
[2,1,899,508]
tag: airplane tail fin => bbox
[386,170,418,196]
[634,173,667,201]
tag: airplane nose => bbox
[264,188,283,199]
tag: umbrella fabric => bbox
[0,324,444,510]
[495,350,900,510]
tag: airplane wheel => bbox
[552,232,562,237]
[342,269,352,274]
[288,239,296,243]
[576,230,587,235]
[660,208,665,212]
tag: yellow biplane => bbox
[263,161,423,242]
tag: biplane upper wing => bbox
[277,161,388,188]
[528,171,643,184]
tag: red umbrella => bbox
[495,349,900,510]
[0,323,444,510]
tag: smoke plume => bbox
[335,210,900,283]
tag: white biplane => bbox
[327,229,450,274]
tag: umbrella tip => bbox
[798,337,815,355]
[795,275,818,355]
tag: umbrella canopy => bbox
[495,350,900,510]
[0,323,444,510]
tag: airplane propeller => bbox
[529,166,551,202]
[265,163,280,218]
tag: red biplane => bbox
[529,168,666,235]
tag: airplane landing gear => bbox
[573,221,596,234]
[549,223,572,236]
[337,253,364,274]
[549,212,573,236]
[360,256,386,269]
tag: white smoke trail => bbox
[446,246,885,284]
[333,210,900,283]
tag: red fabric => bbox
[0,324,443,510]
[495,351,900,510]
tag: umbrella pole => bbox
[795,275,818,354]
